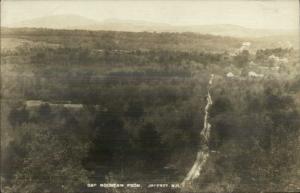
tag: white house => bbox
[248,71,264,78]
[226,72,235,78]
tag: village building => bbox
[226,72,235,78]
[248,71,264,78]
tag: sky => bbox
[1,0,299,30]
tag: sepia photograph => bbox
[1,0,300,192]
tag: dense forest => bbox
[1,28,300,193]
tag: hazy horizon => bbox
[1,0,299,30]
[1,13,298,31]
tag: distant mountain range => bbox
[5,14,298,38]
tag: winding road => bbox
[181,74,214,188]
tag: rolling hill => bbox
[5,14,298,38]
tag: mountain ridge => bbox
[5,14,298,38]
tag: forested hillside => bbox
[1,28,300,193]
